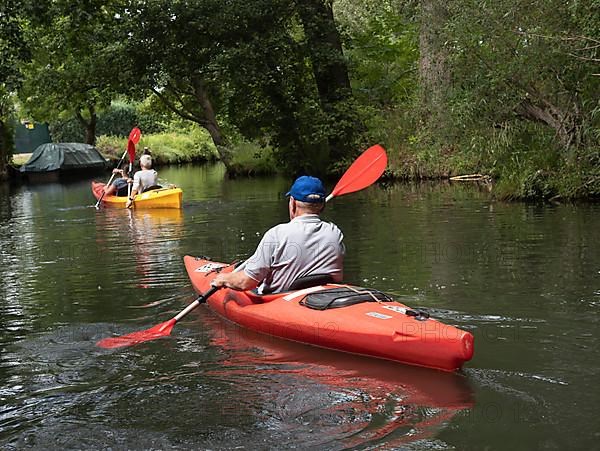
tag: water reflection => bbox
[1,167,599,450]
[93,208,185,291]
[197,309,474,449]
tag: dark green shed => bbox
[14,121,52,153]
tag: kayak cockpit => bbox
[244,284,393,309]
[244,284,430,320]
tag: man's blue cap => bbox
[286,176,326,203]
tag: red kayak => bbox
[184,256,474,372]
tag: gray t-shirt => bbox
[243,214,345,294]
[132,169,158,193]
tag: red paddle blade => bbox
[128,127,142,144]
[328,144,387,200]
[96,318,176,349]
[127,139,136,163]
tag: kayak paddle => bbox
[95,127,142,209]
[126,139,136,200]
[326,144,387,201]
[97,286,220,349]
[94,147,128,210]
[129,127,142,144]
[96,144,387,349]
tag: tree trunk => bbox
[151,79,232,168]
[419,0,451,124]
[0,119,8,180]
[191,77,232,166]
[516,95,582,149]
[75,104,97,145]
[296,0,351,104]
[296,0,362,161]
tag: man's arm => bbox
[125,173,140,208]
[212,226,277,291]
[211,270,258,291]
[125,188,138,208]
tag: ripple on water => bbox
[1,310,475,450]
[3,175,599,449]
[184,313,475,450]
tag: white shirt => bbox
[132,169,158,193]
[243,214,345,294]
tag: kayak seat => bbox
[300,286,392,310]
[244,275,335,303]
[143,184,162,192]
[250,274,334,298]
[288,273,335,291]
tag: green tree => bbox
[19,1,125,145]
[418,0,450,128]
[0,0,30,177]
[335,0,418,109]
[295,0,365,162]
[445,0,600,151]
[118,0,362,174]
[119,0,235,164]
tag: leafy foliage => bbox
[19,1,128,143]
[0,0,31,173]
[50,101,169,142]
[2,0,597,196]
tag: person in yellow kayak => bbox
[125,154,159,208]
[211,175,345,294]
[103,163,132,197]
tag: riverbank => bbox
[220,142,600,201]
[100,135,277,177]
[97,132,218,166]
[10,135,599,201]
[378,144,600,201]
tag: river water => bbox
[0,164,598,450]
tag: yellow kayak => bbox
[91,181,183,209]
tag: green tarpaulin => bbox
[20,143,107,173]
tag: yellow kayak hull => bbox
[92,181,183,209]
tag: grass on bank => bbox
[97,128,276,176]
[384,143,600,201]
[96,128,218,166]
[11,153,31,166]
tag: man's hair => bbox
[140,154,152,169]
[295,199,325,214]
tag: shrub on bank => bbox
[385,143,600,201]
[97,129,218,166]
[377,107,600,201]
[227,142,277,176]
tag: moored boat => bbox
[91,181,183,209]
[184,256,474,372]
[19,143,107,182]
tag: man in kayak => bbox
[211,175,345,294]
[125,154,159,208]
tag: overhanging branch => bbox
[151,86,208,126]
